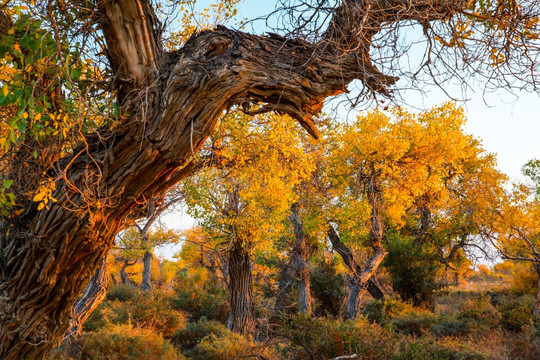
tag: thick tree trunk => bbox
[226,241,254,334]
[0,1,470,357]
[141,251,153,293]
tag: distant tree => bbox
[324,103,500,316]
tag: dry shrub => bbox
[75,324,185,360]
[280,315,487,360]
[171,318,278,360]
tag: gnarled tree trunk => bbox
[328,172,387,319]
[0,0,472,357]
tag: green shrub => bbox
[106,284,137,302]
[430,316,472,337]
[172,273,229,322]
[171,318,229,351]
[384,232,444,308]
[111,291,186,337]
[280,315,487,360]
[76,324,184,360]
[310,258,347,316]
[458,294,500,330]
[82,305,108,332]
[361,295,415,324]
[391,312,436,336]
[498,300,534,332]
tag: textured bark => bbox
[226,241,254,334]
[0,0,472,357]
[141,251,153,293]
[67,256,109,338]
[328,224,386,317]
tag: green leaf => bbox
[70,67,82,80]
[3,180,13,189]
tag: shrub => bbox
[171,318,229,351]
[391,312,437,336]
[189,332,278,360]
[361,295,415,324]
[107,284,137,302]
[171,318,277,360]
[280,315,487,360]
[75,324,184,360]
[384,232,444,308]
[110,291,186,337]
[82,305,108,332]
[430,316,472,337]
[458,294,500,330]
[172,272,229,322]
[498,300,534,332]
[310,258,347,316]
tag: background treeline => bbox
[49,104,540,359]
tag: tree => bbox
[1,0,539,357]
[182,112,314,333]
[480,167,540,318]
[324,104,499,316]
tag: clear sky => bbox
[157,0,540,259]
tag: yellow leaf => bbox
[37,202,45,210]
[23,112,28,119]
[2,84,7,97]
[34,113,42,121]
[7,28,14,35]
[32,192,45,202]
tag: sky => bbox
[157,0,540,259]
